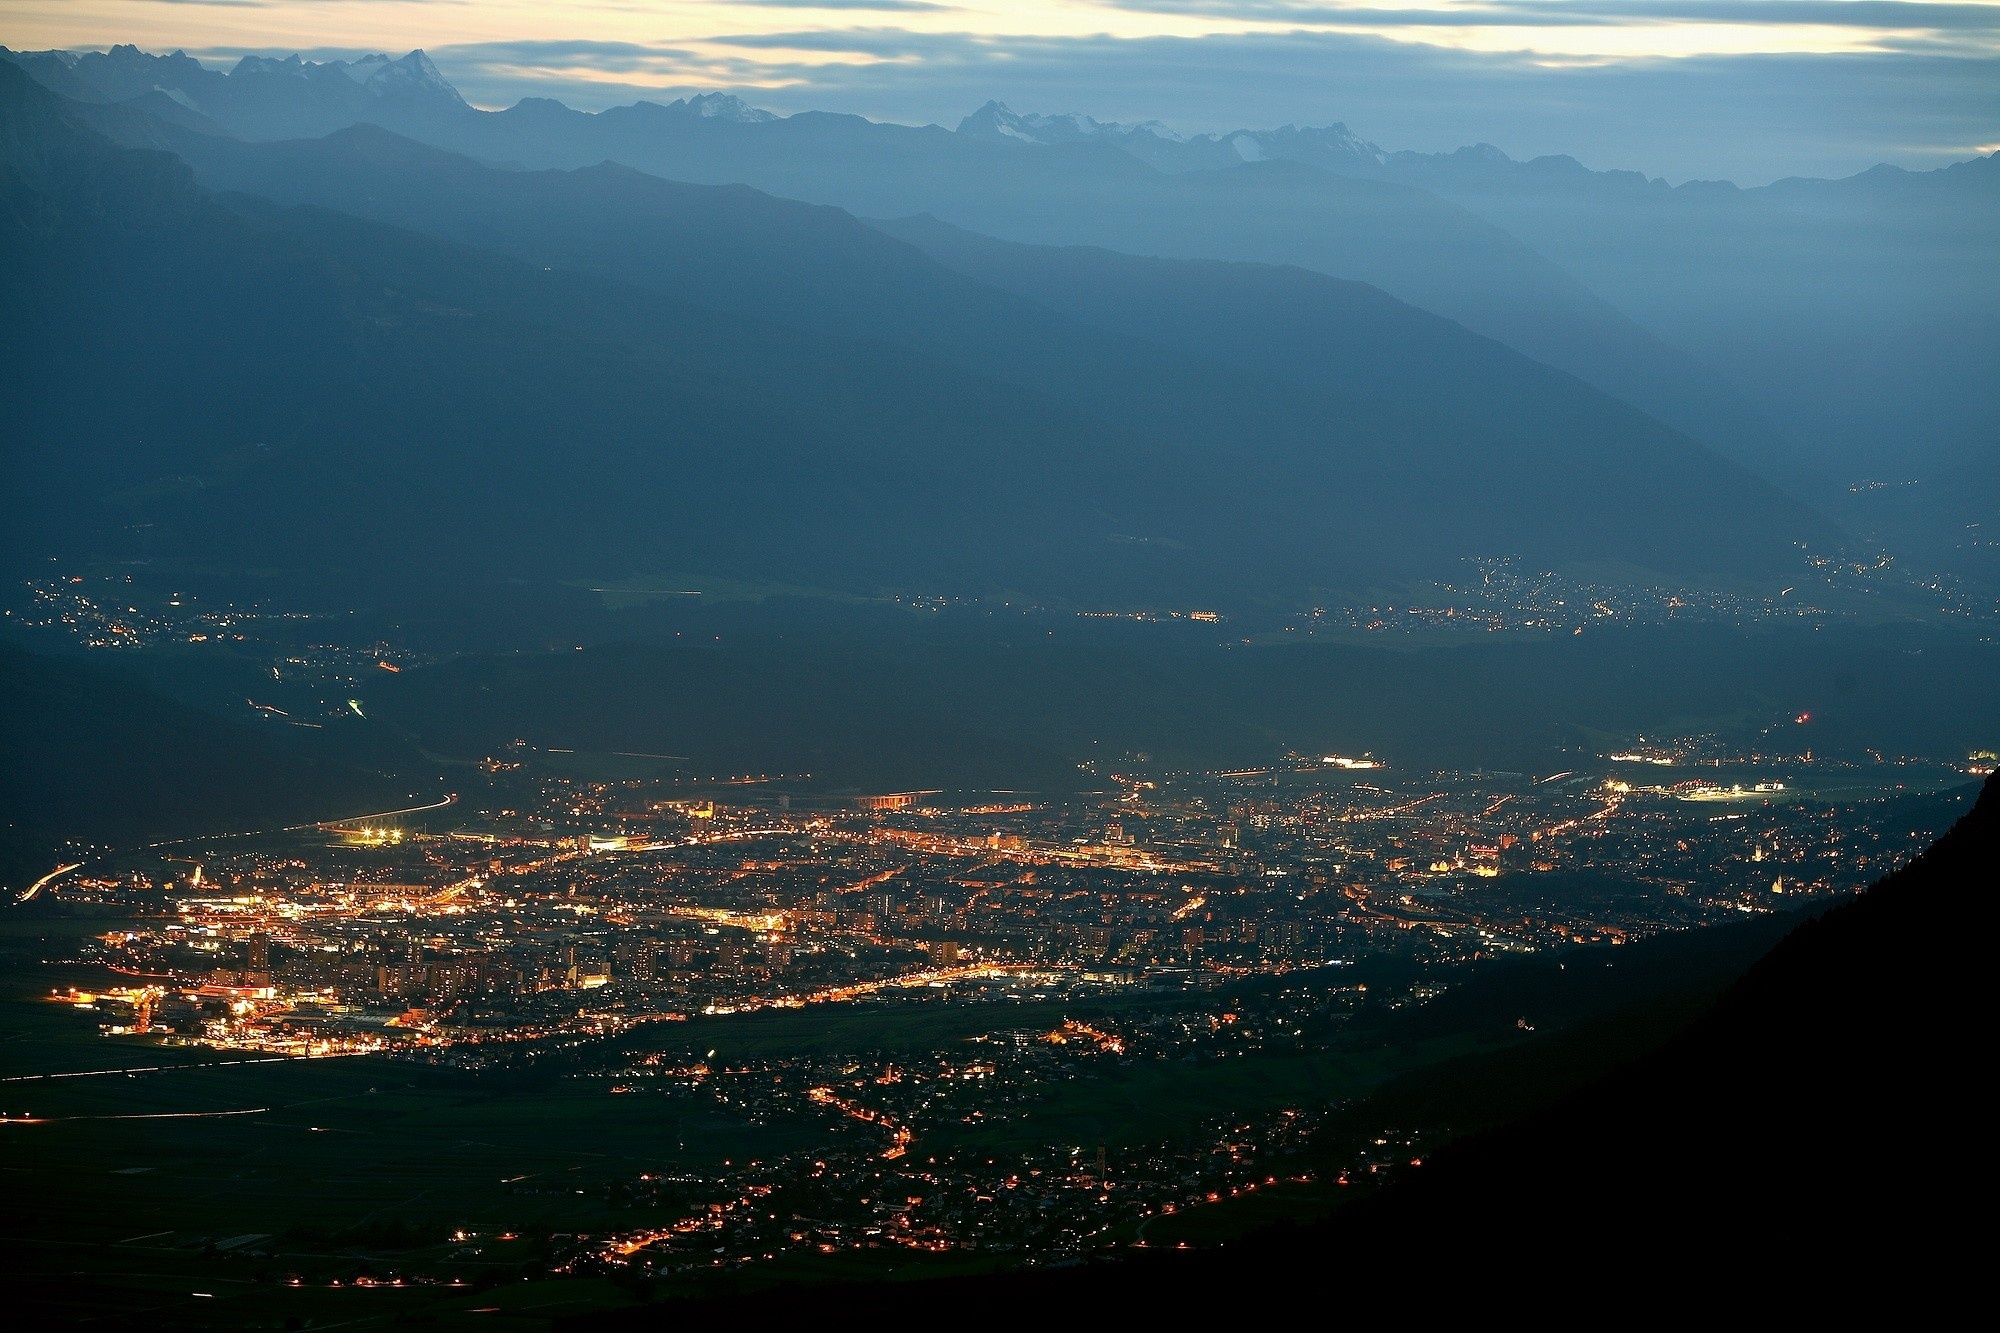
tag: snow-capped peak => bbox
[957,101,1184,147]
[957,101,1035,142]
[336,52,394,85]
[230,49,464,104]
[681,91,776,123]
[1223,131,1267,162]
[353,49,464,104]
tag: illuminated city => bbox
[10,732,1979,1292]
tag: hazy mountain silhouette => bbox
[1406,150,2000,492]
[0,43,464,139]
[871,212,1763,482]
[1,67,1828,607]
[961,97,2000,490]
[0,44,1797,480]
[75,110,1837,580]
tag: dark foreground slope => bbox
[1341,778,1988,1261]
[577,774,1994,1324]
[0,644,406,890]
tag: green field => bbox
[0,932,1187,1321]
[0,928,816,1328]
[3,995,815,1235]
[0,918,1514,1325]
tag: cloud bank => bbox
[418,27,1997,182]
[7,0,1996,181]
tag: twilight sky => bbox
[3,1,1996,181]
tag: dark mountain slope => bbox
[86,119,1362,472]
[0,643,405,890]
[873,212,1786,501]
[0,67,1228,603]
[92,116,1833,583]
[0,71,1827,598]
[0,190,1187,599]
[1331,772,1990,1273]
[392,107,1801,477]
[0,45,1790,475]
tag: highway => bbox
[303,792,457,832]
[12,794,457,904]
[17,862,82,902]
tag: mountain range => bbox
[954,104,2000,543]
[9,42,1994,507]
[1,61,1828,612]
[961,97,2000,491]
[0,43,1803,483]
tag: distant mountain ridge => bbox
[963,98,1418,178]
[17,45,1982,194]
[955,95,2000,487]
[0,43,775,138]
[1,63,1832,615]
[0,42,1806,484]
[2,43,464,138]
[959,95,2000,196]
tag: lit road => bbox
[308,793,457,833]
[0,1106,273,1125]
[0,1055,305,1083]
[776,962,1066,1008]
[11,794,457,904]
[17,862,82,902]
[807,1087,913,1158]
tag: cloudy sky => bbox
[4,1,1996,180]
